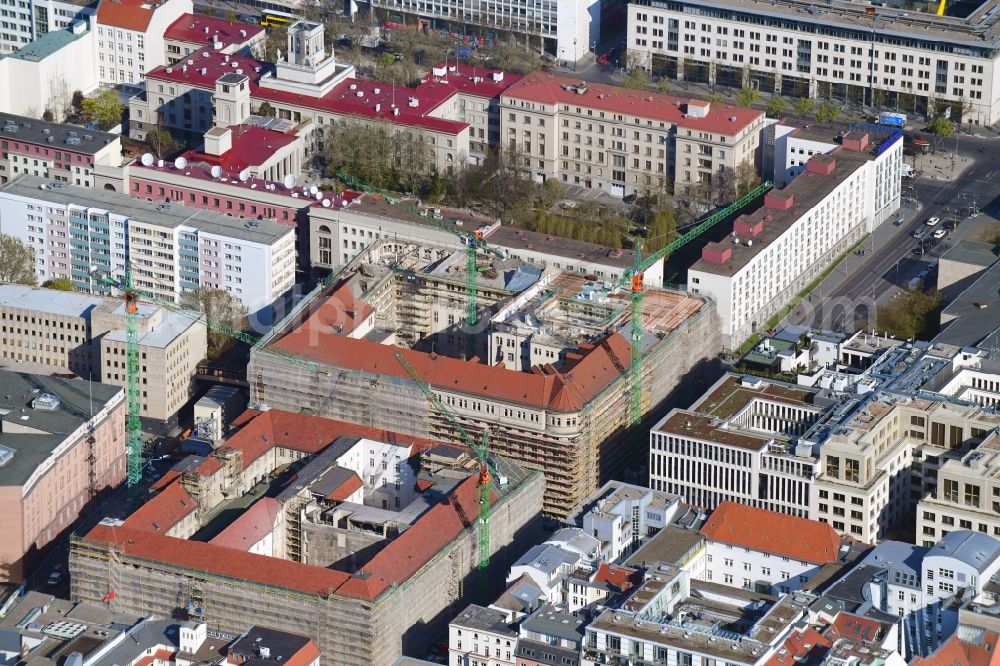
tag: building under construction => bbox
[248,238,721,517]
[69,408,544,666]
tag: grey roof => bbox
[99,302,201,349]
[0,284,103,319]
[927,530,1000,573]
[228,626,313,663]
[513,544,580,576]
[450,605,516,636]
[935,261,1000,349]
[861,541,927,589]
[0,371,121,486]
[1,175,293,246]
[0,113,117,154]
[520,604,587,644]
[940,240,999,269]
[492,574,544,614]
[0,628,21,654]
[515,637,580,666]
[547,528,600,557]
[4,24,90,62]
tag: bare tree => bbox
[181,287,248,360]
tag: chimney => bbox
[841,132,870,152]
[764,191,794,210]
[702,242,732,264]
[806,154,837,175]
[204,127,233,156]
[733,215,765,237]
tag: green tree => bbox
[145,127,180,159]
[927,115,954,138]
[622,68,650,90]
[256,101,276,117]
[224,8,237,21]
[792,97,815,118]
[0,234,37,285]
[81,89,123,130]
[735,86,760,109]
[42,277,74,291]
[875,289,942,340]
[706,93,725,104]
[656,77,671,95]
[375,52,395,80]
[815,101,841,123]
[181,287,248,360]
[766,97,788,118]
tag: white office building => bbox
[688,127,902,349]
[626,0,1000,126]
[0,0,95,54]
[94,0,191,89]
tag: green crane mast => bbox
[90,266,317,508]
[394,351,494,573]
[334,170,505,360]
[613,181,773,426]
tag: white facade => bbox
[0,19,99,117]
[626,0,1000,126]
[688,136,902,349]
[334,438,415,510]
[0,0,95,54]
[95,0,191,88]
[574,481,681,563]
[448,605,517,666]
[703,541,821,595]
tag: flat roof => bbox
[689,149,874,277]
[940,240,999,268]
[935,261,1000,348]
[1,175,293,245]
[0,284,102,319]
[426,62,523,98]
[4,24,90,62]
[99,302,200,349]
[164,14,264,47]
[0,113,118,154]
[502,72,763,136]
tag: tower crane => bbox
[393,351,503,580]
[90,266,315,507]
[335,170,506,360]
[603,180,773,426]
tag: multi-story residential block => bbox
[0,370,125,582]
[0,0,95,54]
[371,0,599,62]
[699,501,843,595]
[498,72,765,197]
[515,604,586,666]
[0,174,296,312]
[0,112,121,186]
[688,129,902,348]
[162,13,263,65]
[0,20,100,118]
[626,0,1000,126]
[448,605,518,666]
[94,0,191,89]
[309,194,662,285]
[0,284,207,421]
[566,481,682,563]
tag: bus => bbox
[260,9,299,27]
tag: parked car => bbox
[912,229,926,240]
[925,216,941,227]
[47,571,62,587]
[933,228,947,239]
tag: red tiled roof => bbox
[96,0,155,31]
[502,72,763,136]
[911,632,1000,666]
[85,523,351,596]
[303,281,375,335]
[123,479,196,534]
[765,627,831,666]
[282,641,320,666]
[188,125,298,172]
[164,14,264,48]
[210,497,281,551]
[325,473,363,501]
[145,52,470,135]
[826,613,887,644]
[700,502,842,565]
[592,563,639,591]
[150,469,180,491]
[271,289,634,411]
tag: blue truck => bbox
[878,112,907,127]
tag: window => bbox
[827,456,840,478]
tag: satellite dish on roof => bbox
[239,169,251,182]
[283,174,296,189]
[314,191,323,201]
[322,199,331,207]
[140,153,154,166]
[309,185,319,195]
[210,165,223,178]
[174,156,188,170]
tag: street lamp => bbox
[574,37,577,71]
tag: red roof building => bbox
[701,502,843,565]
[164,14,264,61]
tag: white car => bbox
[933,228,947,239]
[925,217,941,227]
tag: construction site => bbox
[248,236,722,517]
[69,408,544,666]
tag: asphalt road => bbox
[786,133,998,333]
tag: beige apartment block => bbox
[0,371,125,583]
[92,301,206,422]
[0,285,100,376]
[499,72,765,197]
